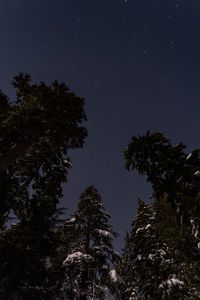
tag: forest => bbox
[0,74,200,299]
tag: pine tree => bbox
[117,231,135,299]
[153,193,200,298]
[60,185,120,300]
[123,131,200,298]
[119,199,186,300]
[153,193,198,260]
[123,130,200,246]
[0,74,87,299]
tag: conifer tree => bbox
[60,185,120,300]
[117,231,135,299]
[153,194,200,298]
[124,131,200,258]
[0,74,87,299]
[123,131,200,299]
[153,193,197,260]
[119,199,186,300]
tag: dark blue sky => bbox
[1,0,200,251]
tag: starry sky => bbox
[1,0,200,251]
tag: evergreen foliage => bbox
[119,199,187,300]
[153,194,200,298]
[153,193,198,260]
[123,131,200,299]
[124,130,200,254]
[0,75,200,300]
[119,200,193,300]
[0,74,87,298]
[60,185,121,300]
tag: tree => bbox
[60,185,120,300]
[116,231,134,299]
[153,193,198,260]
[0,73,87,298]
[119,199,187,300]
[153,193,200,298]
[123,131,200,298]
[123,130,200,251]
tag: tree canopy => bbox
[1,75,200,299]
[124,130,200,244]
[0,73,87,299]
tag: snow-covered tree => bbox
[119,199,187,300]
[123,131,200,298]
[124,130,200,250]
[60,185,121,300]
[154,193,200,299]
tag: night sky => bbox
[1,0,200,251]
